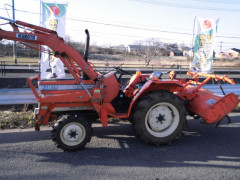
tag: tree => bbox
[132,38,165,66]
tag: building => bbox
[115,45,127,52]
[127,45,146,53]
[217,48,240,59]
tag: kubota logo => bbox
[50,6,60,15]
[203,20,211,29]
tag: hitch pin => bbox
[80,82,92,98]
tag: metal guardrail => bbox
[0,88,38,105]
[203,84,240,96]
[0,84,239,105]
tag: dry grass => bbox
[90,55,189,68]
[0,57,39,66]
[84,55,240,69]
[1,55,239,69]
[0,110,34,130]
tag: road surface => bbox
[0,113,240,180]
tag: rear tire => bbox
[133,90,186,146]
[51,115,92,151]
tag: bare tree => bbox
[132,38,164,66]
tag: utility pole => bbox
[12,0,17,64]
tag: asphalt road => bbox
[0,113,240,180]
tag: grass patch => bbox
[0,111,34,130]
[0,57,39,66]
[1,57,39,62]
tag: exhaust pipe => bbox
[83,29,90,80]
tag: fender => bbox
[127,79,184,117]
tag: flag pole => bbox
[40,0,42,26]
[39,0,42,77]
[190,16,196,70]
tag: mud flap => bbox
[187,90,239,124]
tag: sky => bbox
[0,0,240,52]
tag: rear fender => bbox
[127,80,183,117]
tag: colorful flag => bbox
[40,1,68,79]
[190,18,219,73]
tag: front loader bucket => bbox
[187,89,239,124]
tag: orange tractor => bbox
[0,17,238,151]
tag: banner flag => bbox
[40,2,68,79]
[190,18,219,73]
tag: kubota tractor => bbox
[0,17,238,151]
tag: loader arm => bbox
[0,17,98,81]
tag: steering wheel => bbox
[114,66,132,82]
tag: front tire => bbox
[133,90,186,146]
[51,115,92,151]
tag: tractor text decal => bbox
[40,84,95,91]
[16,33,37,41]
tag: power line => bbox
[72,27,240,44]
[72,27,196,43]
[131,0,240,12]
[0,7,39,15]
[0,7,192,35]
[191,0,240,4]
[216,35,240,39]
[216,41,240,44]
[0,7,192,31]
[67,17,193,36]
[1,8,240,40]
[218,32,240,36]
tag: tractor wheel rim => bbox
[145,102,180,138]
[60,122,86,146]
